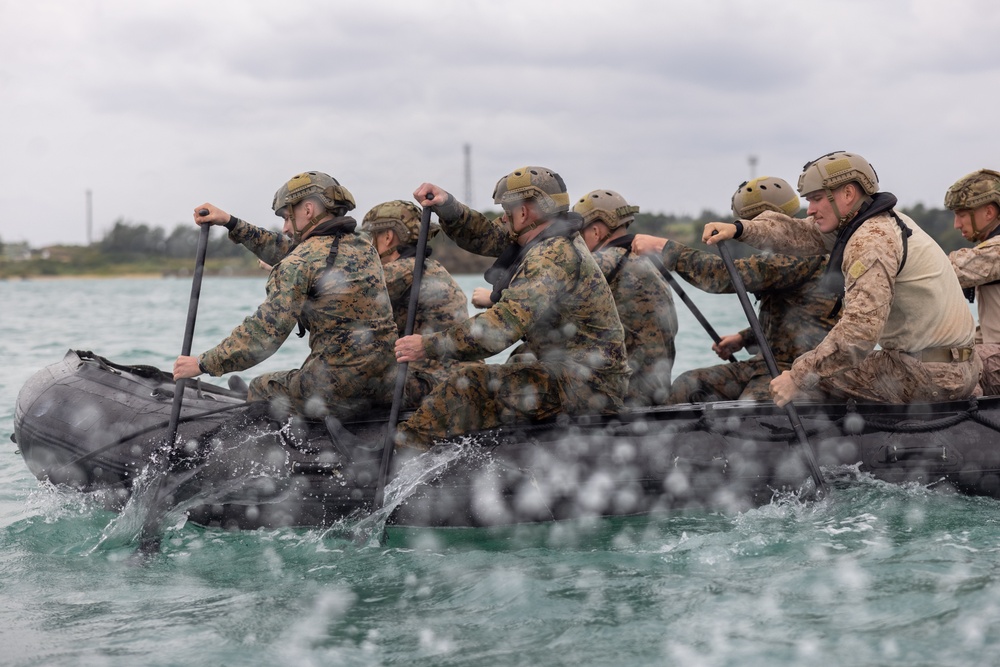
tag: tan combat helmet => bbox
[272,171,356,242]
[944,169,1000,241]
[361,200,440,246]
[797,151,879,196]
[492,166,571,219]
[730,176,800,220]
[573,189,640,231]
[797,151,879,227]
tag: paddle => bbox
[373,196,433,510]
[136,214,212,554]
[713,236,828,497]
[648,255,736,363]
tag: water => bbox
[2,275,999,666]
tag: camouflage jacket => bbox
[660,239,837,365]
[383,255,469,337]
[950,237,1000,344]
[199,218,397,387]
[426,197,629,410]
[593,244,677,405]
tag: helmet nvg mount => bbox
[492,166,571,219]
[731,176,800,220]
[573,190,640,231]
[362,200,440,246]
[797,151,879,197]
[272,171,356,219]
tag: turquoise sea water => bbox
[2,274,999,666]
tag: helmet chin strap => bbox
[515,219,551,243]
[973,210,1000,242]
[503,204,546,242]
[292,206,330,243]
[828,189,871,230]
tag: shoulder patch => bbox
[847,259,867,280]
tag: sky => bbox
[3,0,1000,248]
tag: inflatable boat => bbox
[11,350,1000,529]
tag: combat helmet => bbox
[797,151,879,197]
[272,171,355,217]
[573,189,640,232]
[271,171,355,242]
[797,151,879,228]
[944,169,1000,241]
[492,166,571,219]
[731,177,800,220]
[945,169,1000,212]
[362,200,440,246]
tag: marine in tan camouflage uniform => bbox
[361,200,471,405]
[574,189,677,406]
[704,152,979,406]
[394,166,629,448]
[634,177,838,402]
[945,169,1000,396]
[174,171,397,420]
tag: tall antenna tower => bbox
[463,143,472,209]
[748,155,758,181]
[86,189,93,245]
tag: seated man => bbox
[174,171,397,420]
[575,189,678,406]
[944,169,1000,395]
[394,166,629,449]
[704,151,979,405]
[361,199,471,403]
[633,176,838,402]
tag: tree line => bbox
[0,206,967,278]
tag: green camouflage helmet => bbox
[361,200,440,246]
[797,151,879,196]
[573,189,640,231]
[944,169,1000,212]
[731,176,800,219]
[492,166,571,218]
[272,171,356,218]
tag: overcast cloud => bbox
[2,0,999,247]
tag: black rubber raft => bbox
[12,350,1000,530]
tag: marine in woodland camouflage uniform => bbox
[361,200,471,405]
[636,177,838,403]
[662,241,836,402]
[704,152,979,405]
[575,189,677,406]
[175,171,397,420]
[945,169,1000,395]
[394,166,629,448]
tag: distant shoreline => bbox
[0,271,265,282]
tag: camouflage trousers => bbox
[395,362,614,450]
[249,359,394,421]
[401,360,485,410]
[668,357,785,404]
[626,357,675,407]
[801,349,981,403]
[975,343,1000,396]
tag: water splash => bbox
[324,440,472,546]
[90,420,293,552]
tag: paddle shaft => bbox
[137,217,211,552]
[714,238,827,496]
[648,255,735,363]
[167,220,212,439]
[374,201,433,509]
